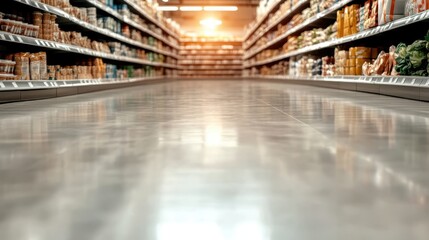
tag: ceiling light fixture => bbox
[157,6,178,11]
[162,0,169,2]
[180,6,203,11]
[203,6,238,11]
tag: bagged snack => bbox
[405,0,429,16]
[362,61,373,75]
[14,52,30,80]
[39,52,47,80]
[30,53,41,80]
[378,0,406,25]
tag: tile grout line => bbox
[257,98,329,140]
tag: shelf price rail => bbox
[243,0,283,41]
[12,0,180,53]
[243,0,355,60]
[243,0,310,50]
[120,0,180,41]
[0,32,178,68]
[83,0,180,50]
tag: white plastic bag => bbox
[378,0,407,25]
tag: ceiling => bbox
[158,0,258,36]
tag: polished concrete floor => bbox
[0,80,429,240]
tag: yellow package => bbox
[349,47,356,58]
[344,7,350,29]
[337,10,344,38]
[356,66,363,75]
[355,58,370,67]
[355,47,371,59]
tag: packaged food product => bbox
[404,0,428,16]
[337,10,344,38]
[30,53,41,80]
[356,66,363,75]
[14,52,30,80]
[0,60,16,74]
[356,47,371,58]
[378,0,406,25]
[33,12,42,24]
[0,74,16,80]
[349,47,356,58]
[356,58,370,66]
[39,52,47,80]
[362,61,372,75]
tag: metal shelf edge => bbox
[243,0,354,60]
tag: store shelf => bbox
[249,75,429,101]
[252,75,429,86]
[243,0,283,41]
[13,0,180,52]
[244,0,310,50]
[83,0,181,53]
[0,77,165,91]
[244,9,429,68]
[120,0,180,41]
[179,36,243,77]
[0,76,173,103]
[0,31,178,68]
[244,0,354,60]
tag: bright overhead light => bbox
[157,6,178,11]
[204,6,238,11]
[180,6,203,11]
[200,18,222,30]
[162,0,169,2]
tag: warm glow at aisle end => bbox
[200,18,222,30]
[203,6,238,11]
[157,6,238,12]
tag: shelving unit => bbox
[0,76,166,102]
[179,38,243,78]
[242,0,429,101]
[0,0,181,102]
[243,0,283,41]
[248,11,429,68]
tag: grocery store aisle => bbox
[1,80,429,240]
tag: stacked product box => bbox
[335,47,378,75]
